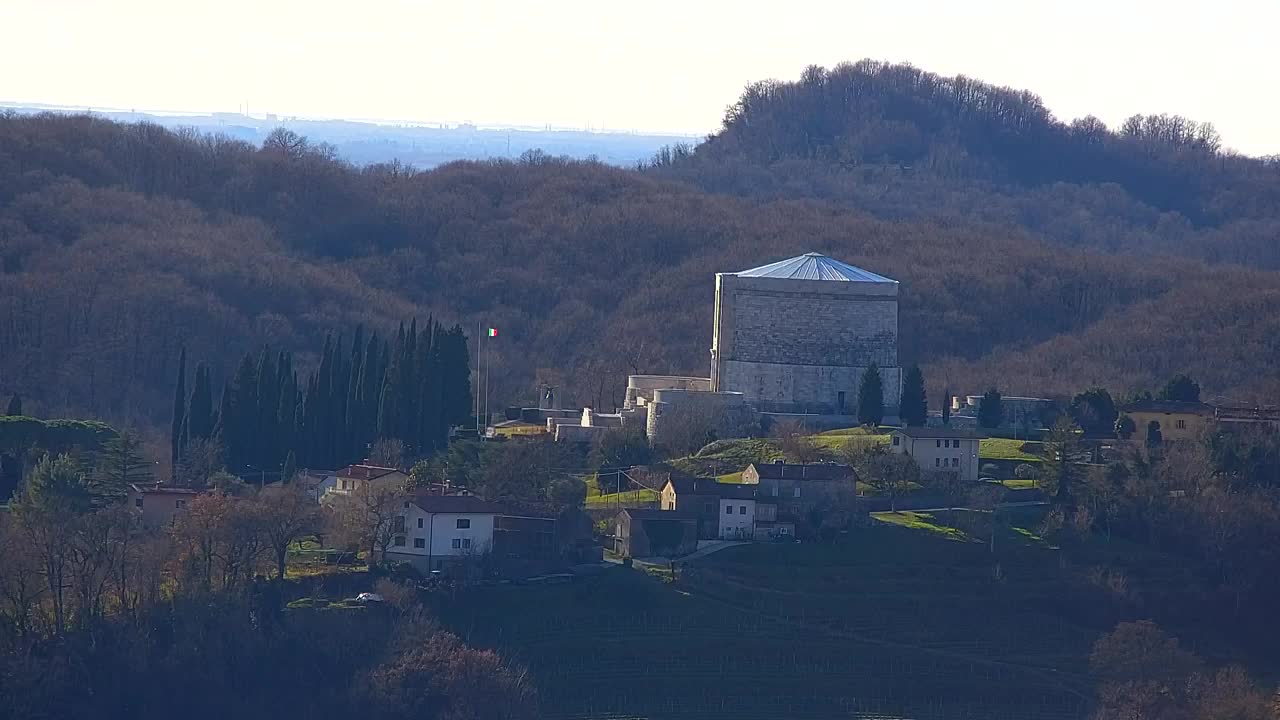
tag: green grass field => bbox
[980,437,1045,463]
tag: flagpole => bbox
[476,320,482,438]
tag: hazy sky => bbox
[3,0,1276,154]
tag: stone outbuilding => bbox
[613,508,698,559]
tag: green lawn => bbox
[584,487,658,509]
[716,471,746,483]
[1002,478,1040,490]
[980,437,1045,463]
[871,510,974,541]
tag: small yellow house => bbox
[1122,401,1214,445]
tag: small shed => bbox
[613,509,698,559]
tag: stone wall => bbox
[711,272,899,413]
[625,375,711,410]
[719,360,902,415]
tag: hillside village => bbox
[6,57,1280,720]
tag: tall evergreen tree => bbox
[5,392,21,417]
[188,364,214,442]
[377,378,396,441]
[96,430,152,499]
[942,387,953,426]
[439,324,473,426]
[978,388,1004,429]
[255,348,280,469]
[170,347,187,481]
[900,365,928,427]
[227,353,259,471]
[281,450,297,483]
[857,364,884,427]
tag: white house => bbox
[385,494,505,572]
[889,427,984,483]
[717,485,756,540]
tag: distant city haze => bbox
[2,0,1276,155]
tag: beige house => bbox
[889,427,983,483]
[128,483,201,528]
[323,464,408,500]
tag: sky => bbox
[2,0,1276,155]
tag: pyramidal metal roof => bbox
[732,253,897,283]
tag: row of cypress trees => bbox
[855,363,930,427]
[171,319,471,477]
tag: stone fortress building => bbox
[711,253,901,415]
[603,252,905,445]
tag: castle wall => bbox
[711,273,900,413]
[719,361,902,415]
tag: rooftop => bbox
[129,483,201,495]
[337,464,402,480]
[893,427,986,440]
[747,462,854,481]
[731,253,897,284]
[1121,400,1215,415]
[409,495,506,514]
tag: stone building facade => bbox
[711,253,902,415]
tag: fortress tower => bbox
[710,253,901,415]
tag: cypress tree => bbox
[228,353,259,471]
[170,348,187,481]
[857,364,884,427]
[377,378,396,441]
[439,324,473,426]
[281,450,297,483]
[900,365,928,427]
[942,387,953,426]
[255,348,279,469]
[978,388,1004,429]
[5,393,21,417]
[215,382,232,444]
[188,364,214,441]
[316,336,334,467]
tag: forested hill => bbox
[658,61,1280,268]
[2,65,1280,429]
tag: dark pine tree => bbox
[900,365,928,427]
[255,348,279,470]
[1159,374,1201,403]
[857,364,884,427]
[170,347,187,481]
[942,387,953,426]
[978,388,1004,429]
[188,364,214,442]
[439,324,473,427]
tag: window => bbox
[414,538,425,549]
[936,439,942,448]
[175,499,187,509]
[462,538,472,549]
[393,536,406,547]
[393,517,405,533]
[935,458,941,467]
[1176,419,1187,429]
[703,502,714,514]
[417,518,424,529]
[952,458,959,467]
[403,501,410,509]
[725,505,733,515]
[456,518,471,529]
[452,538,461,549]
[892,436,900,446]
[739,505,747,515]
[793,487,801,498]
[837,391,846,412]
[134,498,144,508]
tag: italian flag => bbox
[487,328,498,337]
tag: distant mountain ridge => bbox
[2,61,1279,429]
[0,102,697,169]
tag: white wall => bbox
[718,498,755,540]
[394,503,496,562]
[891,434,980,483]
